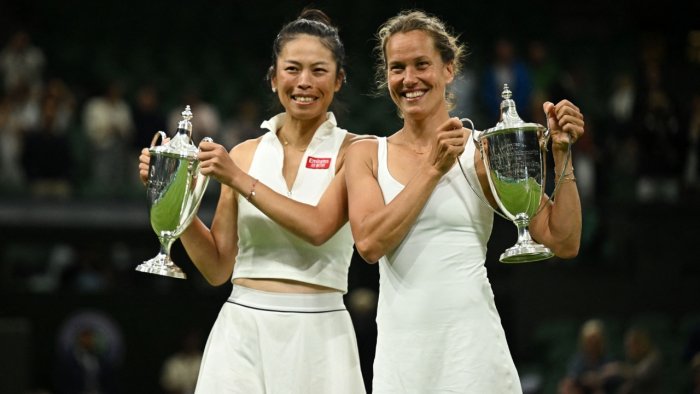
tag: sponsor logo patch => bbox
[306,156,331,169]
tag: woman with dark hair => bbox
[139,9,366,393]
[345,10,585,393]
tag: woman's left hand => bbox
[198,141,238,186]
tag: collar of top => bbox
[260,112,337,141]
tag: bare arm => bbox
[529,100,585,258]
[197,135,370,246]
[179,184,239,286]
[347,118,467,263]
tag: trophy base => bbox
[135,254,187,279]
[500,242,554,263]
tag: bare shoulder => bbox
[230,136,263,172]
[335,133,377,172]
[347,132,377,143]
[341,132,376,150]
[346,135,378,155]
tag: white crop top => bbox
[232,112,354,293]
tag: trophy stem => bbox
[500,214,554,264]
[135,236,187,279]
[515,216,533,244]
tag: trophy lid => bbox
[177,105,194,133]
[483,84,543,136]
[150,105,198,159]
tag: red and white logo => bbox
[306,156,331,169]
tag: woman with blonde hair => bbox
[345,10,585,392]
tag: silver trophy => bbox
[461,85,569,263]
[136,105,211,279]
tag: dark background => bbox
[1,0,699,393]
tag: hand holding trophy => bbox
[136,105,212,279]
[461,84,572,263]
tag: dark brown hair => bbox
[268,9,346,81]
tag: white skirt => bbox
[195,286,366,394]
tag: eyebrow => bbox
[388,56,431,67]
[283,60,331,67]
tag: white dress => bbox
[372,136,522,394]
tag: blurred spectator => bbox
[603,72,638,203]
[82,80,134,196]
[131,84,167,150]
[571,125,601,258]
[167,88,220,139]
[450,67,479,122]
[160,329,204,394]
[58,328,110,394]
[527,39,564,125]
[601,327,663,394]
[0,82,41,189]
[219,98,262,150]
[62,245,115,293]
[43,78,77,142]
[55,310,124,394]
[481,37,533,121]
[609,73,636,135]
[0,30,45,96]
[633,35,683,203]
[559,319,617,394]
[26,243,76,293]
[21,89,75,198]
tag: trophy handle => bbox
[458,118,510,221]
[150,131,168,148]
[538,109,573,210]
[178,136,215,226]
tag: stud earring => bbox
[272,87,277,93]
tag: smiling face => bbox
[271,34,343,123]
[385,30,454,120]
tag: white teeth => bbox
[405,91,424,99]
[294,96,315,103]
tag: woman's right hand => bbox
[139,136,170,186]
[138,148,151,186]
[428,117,467,175]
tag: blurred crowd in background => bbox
[1,27,699,202]
[1,1,699,393]
[1,27,699,204]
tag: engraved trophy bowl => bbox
[461,84,567,263]
[135,105,212,279]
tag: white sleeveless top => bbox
[232,112,354,293]
[373,136,523,393]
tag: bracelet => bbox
[554,166,576,183]
[557,168,576,183]
[561,174,577,183]
[245,178,258,201]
